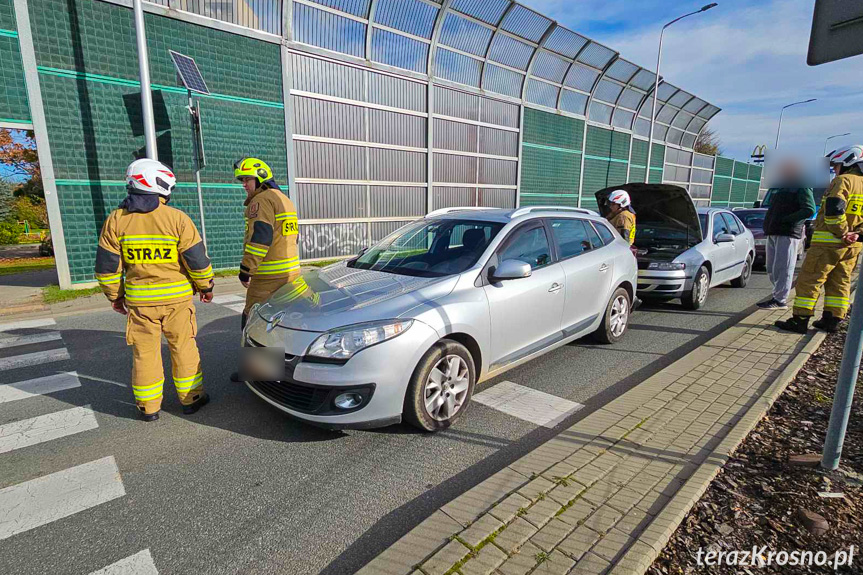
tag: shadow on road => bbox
[0,268,57,288]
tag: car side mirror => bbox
[489,259,532,282]
[714,233,735,244]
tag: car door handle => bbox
[599,263,609,272]
[549,283,563,293]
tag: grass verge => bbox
[0,257,55,276]
[42,284,102,304]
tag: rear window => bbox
[550,219,595,259]
[593,221,615,245]
[737,211,765,230]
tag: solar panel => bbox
[169,50,210,95]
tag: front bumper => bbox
[636,269,691,298]
[242,316,440,429]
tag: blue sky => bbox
[523,0,862,162]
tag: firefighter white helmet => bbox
[608,189,631,209]
[126,158,176,197]
[827,145,863,169]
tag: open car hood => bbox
[596,184,701,250]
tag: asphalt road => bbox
[0,269,778,575]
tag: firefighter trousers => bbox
[242,275,292,326]
[792,244,861,319]
[126,299,204,415]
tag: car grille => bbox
[248,380,330,413]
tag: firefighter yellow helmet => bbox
[233,157,273,184]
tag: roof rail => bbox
[425,207,501,218]
[509,206,599,218]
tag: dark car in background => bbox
[735,208,805,268]
[733,209,767,266]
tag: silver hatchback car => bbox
[242,206,638,431]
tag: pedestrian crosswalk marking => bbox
[89,549,158,575]
[0,318,56,332]
[0,372,82,404]
[0,456,125,541]
[0,348,71,371]
[212,294,244,304]
[0,405,98,455]
[226,303,246,313]
[473,381,585,428]
[0,331,63,349]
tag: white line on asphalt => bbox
[212,294,244,304]
[0,371,81,404]
[472,381,585,428]
[0,456,125,541]
[0,318,56,332]
[76,373,128,388]
[225,303,246,313]
[0,331,63,349]
[89,549,159,575]
[0,405,99,454]
[0,348,71,371]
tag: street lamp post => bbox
[824,132,852,155]
[774,99,817,149]
[645,3,718,183]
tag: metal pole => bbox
[824,133,852,155]
[774,108,785,150]
[189,92,207,248]
[822,272,863,470]
[645,28,664,183]
[134,0,158,160]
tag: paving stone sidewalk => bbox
[356,306,825,575]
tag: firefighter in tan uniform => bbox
[606,189,637,245]
[95,159,214,421]
[234,157,299,327]
[776,145,863,334]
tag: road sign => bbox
[169,51,210,95]
[808,0,863,66]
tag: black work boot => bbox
[182,393,210,415]
[774,315,810,334]
[813,312,841,333]
[139,410,160,422]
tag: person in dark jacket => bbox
[757,161,816,310]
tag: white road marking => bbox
[76,373,128,388]
[0,318,56,332]
[0,348,70,371]
[89,550,158,575]
[0,405,98,454]
[473,381,585,428]
[0,331,63,349]
[225,303,246,313]
[212,294,244,304]
[0,372,81,404]
[0,456,125,541]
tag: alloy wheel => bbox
[424,354,470,421]
[610,295,629,337]
[696,272,709,304]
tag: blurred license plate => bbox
[240,346,286,381]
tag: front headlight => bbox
[307,319,414,360]
[648,262,686,271]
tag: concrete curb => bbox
[608,327,828,575]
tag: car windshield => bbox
[698,214,708,238]
[347,218,504,278]
[736,212,765,230]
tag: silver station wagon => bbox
[242,206,638,431]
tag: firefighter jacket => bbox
[94,194,214,306]
[608,209,636,245]
[810,173,863,248]
[240,185,299,281]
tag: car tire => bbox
[682,266,710,310]
[731,254,753,288]
[592,287,631,344]
[403,339,475,432]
